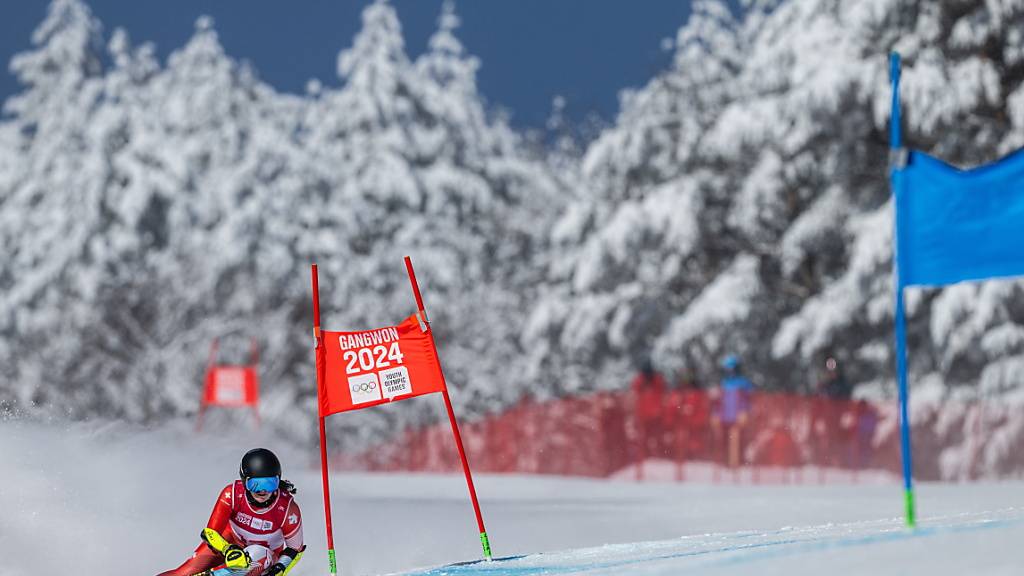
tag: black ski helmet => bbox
[239,448,281,480]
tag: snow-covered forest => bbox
[2,0,1024,462]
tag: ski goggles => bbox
[245,476,280,493]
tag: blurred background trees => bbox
[2,0,1023,463]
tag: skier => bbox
[157,448,305,576]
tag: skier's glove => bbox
[223,544,251,570]
[200,528,250,570]
[201,527,232,554]
[263,563,287,576]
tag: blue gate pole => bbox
[889,52,916,528]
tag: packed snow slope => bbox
[3,418,1022,576]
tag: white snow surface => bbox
[2,418,1022,576]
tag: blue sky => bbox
[0,1,717,130]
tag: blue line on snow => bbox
[697,517,1016,572]
[401,539,806,576]
[398,516,1023,576]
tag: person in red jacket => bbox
[157,448,305,576]
[631,358,667,459]
[669,370,710,462]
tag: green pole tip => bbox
[480,531,493,560]
[904,489,917,528]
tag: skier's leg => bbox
[156,545,222,576]
[243,544,275,574]
[217,544,274,575]
[728,423,740,468]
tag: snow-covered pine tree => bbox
[0,0,108,414]
[767,0,1024,478]
[528,0,1024,478]
[117,16,315,426]
[0,8,314,424]
[525,0,746,393]
[413,0,564,410]
[301,0,566,446]
[4,0,1024,478]
[700,0,899,392]
[0,106,18,410]
[67,27,169,420]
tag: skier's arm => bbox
[206,484,233,533]
[198,486,252,570]
[265,500,305,575]
[284,499,303,548]
[192,484,234,554]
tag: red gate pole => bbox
[312,265,339,576]
[207,338,220,370]
[196,338,220,433]
[250,338,262,431]
[404,256,493,561]
[195,404,207,433]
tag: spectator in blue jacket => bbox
[712,354,754,468]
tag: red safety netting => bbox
[331,390,1023,483]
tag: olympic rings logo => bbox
[351,381,378,393]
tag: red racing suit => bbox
[158,480,303,576]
